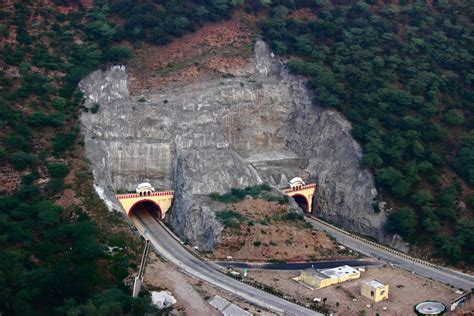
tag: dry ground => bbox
[127,12,259,95]
[210,198,354,262]
[144,252,277,316]
[243,264,470,316]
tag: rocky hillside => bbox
[210,196,347,262]
[80,39,386,250]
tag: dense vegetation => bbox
[1,0,472,313]
[261,1,473,264]
[1,0,275,313]
[0,1,161,313]
[108,0,239,45]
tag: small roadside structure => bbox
[361,279,389,302]
[294,265,360,289]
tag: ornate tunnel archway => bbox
[129,199,162,220]
[292,194,309,213]
[116,188,174,220]
[282,180,316,213]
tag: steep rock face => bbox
[287,96,385,239]
[79,40,386,249]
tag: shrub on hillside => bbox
[47,163,70,178]
[385,208,417,242]
[53,132,76,154]
[216,210,246,228]
[10,152,37,170]
[209,184,273,203]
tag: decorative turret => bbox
[289,177,305,191]
[136,183,155,196]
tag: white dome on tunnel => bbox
[136,183,155,194]
[289,177,305,188]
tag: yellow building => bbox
[296,269,336,289]
[361,279,389,302]
[295,265,360,289]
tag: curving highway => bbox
[130,206,474,316]
[132,210,322,316]
[305,215,474,291]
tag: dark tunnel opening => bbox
[129,200,162,220]
[292,194,309,213]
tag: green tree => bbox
[411,190,433,206]
[10,152,37,170]
[47,163,70,178]
[385,207,418,241]
[454,133,474,185]
[443,109,465,125]
[103,45,132,63]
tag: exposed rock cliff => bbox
[80,40,387,250]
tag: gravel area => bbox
[144,252,278,315]
[242,264,467,315]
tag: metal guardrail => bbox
[136,213,472,314]
[305,213,440,268]
[305,214,474,288]
[142,219,323,315]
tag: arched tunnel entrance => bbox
[129,200,163,220]
[292,194,309,213]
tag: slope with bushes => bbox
[261,1,473,266]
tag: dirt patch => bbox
[0,166,22,194]
[127,12,259,94]
[55,188,81,208]
[288,8,317,21]
[244,265,467,316]
[211,198,352,262]
[144,252,278,315]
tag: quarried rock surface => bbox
[79,40,387,250]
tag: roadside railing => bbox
[305,213,474,286]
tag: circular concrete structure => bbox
[415,301,446,315]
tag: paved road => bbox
[306,215,474,291]
[213,259,378,270]
[132,211,322,316]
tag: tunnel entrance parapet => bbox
[282,177,316,213]
[116,183,174,219]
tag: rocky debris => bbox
[151,291,177,309]
[79,39,390,250]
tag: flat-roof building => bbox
[294,265,360,289]
[361,279,389,302]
